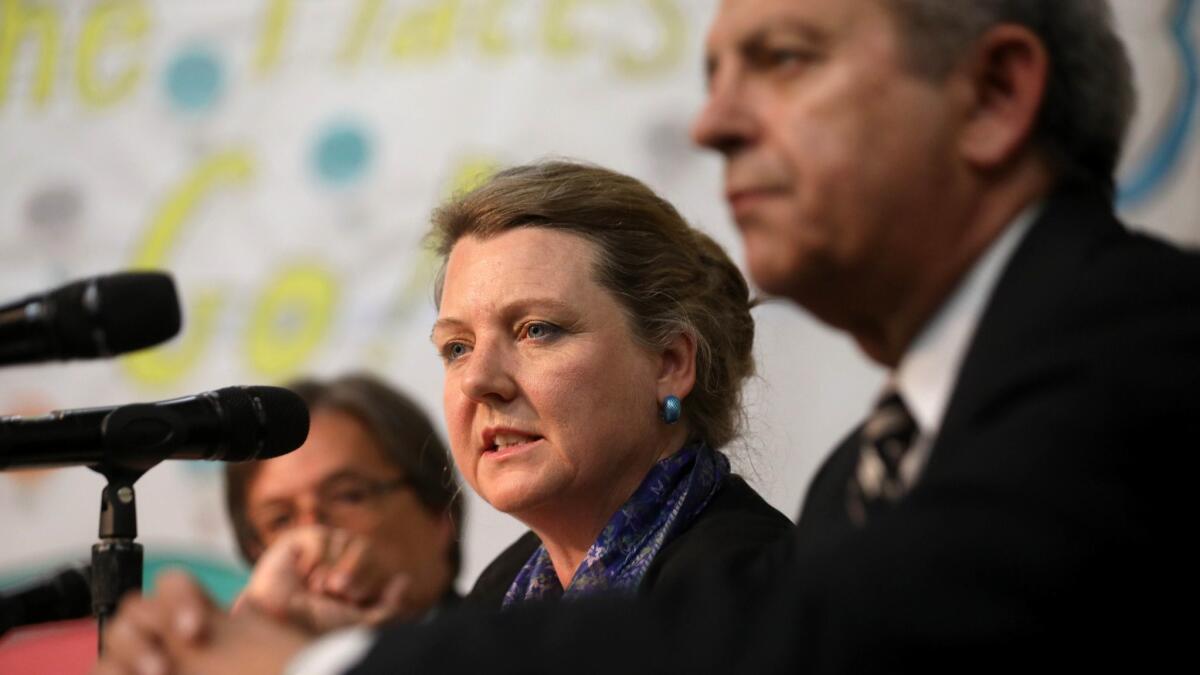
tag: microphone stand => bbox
[90,466,144,653]
[88,403,170,653]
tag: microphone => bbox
[0,386,310,471]
[0,564,92,637]
[0,272,182,367]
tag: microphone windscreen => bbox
[94,273,183,355]
[52,272,182,358]
[243,386,310,460]
[0,564,91,636]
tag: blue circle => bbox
[313,123,373,185]
[165,47,224,112]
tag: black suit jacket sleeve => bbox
[347,189,1200,674]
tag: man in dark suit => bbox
[93,1,1198,672]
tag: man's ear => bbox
[246,538,266,563]
[656,331,698,401]
[956,24,1049,169]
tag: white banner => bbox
[1,0,1196,598]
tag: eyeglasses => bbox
[249,474,411,542]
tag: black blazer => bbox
[465,474,794,608]
[349,188,1200,674]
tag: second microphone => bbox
[0,386,310,471]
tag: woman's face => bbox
[433,228,671,524]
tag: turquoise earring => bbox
[661,395,682,424]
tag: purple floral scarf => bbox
[502,443,730,607]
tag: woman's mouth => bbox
[482,430,544,457]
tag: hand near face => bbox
[92,570,309,675]
[235,525,417,633]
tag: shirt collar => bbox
[892,202,1042,438]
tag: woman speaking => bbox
[91,161,791,672]
[431,160,790,606]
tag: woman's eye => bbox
[523,322,562,341]
[443,341,471,362]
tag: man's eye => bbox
[748,44,818,70]
[330,487,371,505]
[260,514,293,535]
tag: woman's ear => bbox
[956,24,1049,169]
[657,331,698,401]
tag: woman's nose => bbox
[460,338,518,403]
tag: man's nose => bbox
[295,503,330,528]
[690,66,756,156]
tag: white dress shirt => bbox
[890,203,1040,489]
[285,625,374,675]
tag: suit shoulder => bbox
[640,475,793,594]
[465,530,541,609]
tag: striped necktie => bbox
[846,390,918,526]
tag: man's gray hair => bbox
[881,0,1135,191]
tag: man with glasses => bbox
[223,373,463,630]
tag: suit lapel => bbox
[925,187,1125,475]
[794,425,862,534]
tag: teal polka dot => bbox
[313,123,373,185]
[165,48,224,112]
